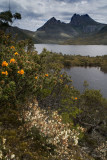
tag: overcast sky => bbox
[0,0,107,31]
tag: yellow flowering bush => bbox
[0,32,44,159]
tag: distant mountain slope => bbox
[34,14,106,44]
[5,26,42,43]
[63,25,107,45]
[0,23,42,43]
[98,25,107,33]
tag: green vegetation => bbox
[0,30,93,160]
[0,11,107,159]
[0,10,41,43]
[63,31,107,45]
[0,10,21,29]
[38,50,107,73]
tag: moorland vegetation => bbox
[0,10,107,160]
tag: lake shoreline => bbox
[63,66,107,98]
[35,44,107,56]
[37,48,107,98]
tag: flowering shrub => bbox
[0,31,43,159]
[0,31,103,160]
[24,101,93,160]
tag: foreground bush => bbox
[0,31,52,159]
[0,31,106,160]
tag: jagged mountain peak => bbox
[37,13,105,35]
[37,17,62,31]
[37,17,63,31]
[45,17,61,25]
[72,13,90,18]
[49,17,57,21]
[70,13,97,26]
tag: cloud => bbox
[0,0,107,31]
[55,0,82,2]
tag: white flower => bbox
[11,154,15,159]
[0,150,2,159]
[3,138,6,144]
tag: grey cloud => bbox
[55,0,82,2]
[0,0,43,18]
[0,0,23,13]
[24,11,43,18]
[98,5,107,10]
[60,11,75,16]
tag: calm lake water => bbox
[35,44,107,98]
[35,44,107,56]
[63,67,107,98]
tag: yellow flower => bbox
[60,75,63,77]
[1,71,8,75]
[10,46,15,50]
[45,74,48,77]
[75,97,78,100]
[10,58,16,63]
[17,69,24,75]
[2,72,5,75]
[35,76,38,79]
[5,71,8,76]
[20,69,24,74]
[2,61,8,67]
[14,52,18,55]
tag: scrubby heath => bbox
[0,31,107,160]
[39,49,107,73]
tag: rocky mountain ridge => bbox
[1,13,107,44]
[35,13,106,44]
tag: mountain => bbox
[35,14,106,44]
[70,14,104,33]
[1,14,107,44]
[38,17,63,30]
[98,25,107,33]
[35,17,78,43]
[70,14,98,26]
[5,26,42,43]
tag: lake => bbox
[35,44,107,56]
[63,67,107,98]
[35,44,107,98]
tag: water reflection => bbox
[63,67,107,98]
